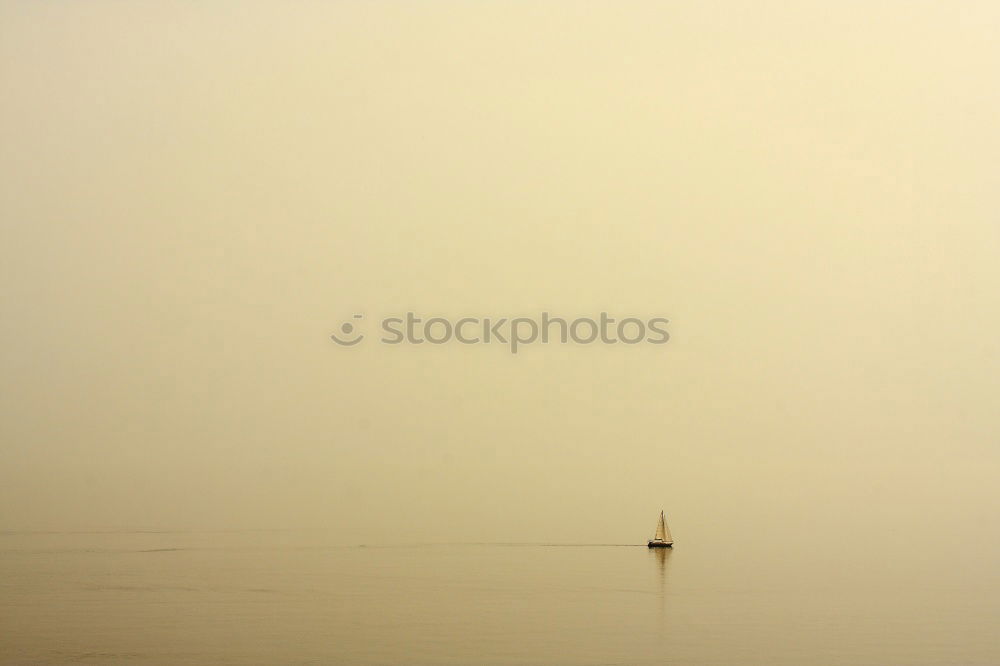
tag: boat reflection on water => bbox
[650,544,673,588]
[650,543,674,627]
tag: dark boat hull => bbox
[647,541,673,548]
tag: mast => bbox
[654,510,673,544]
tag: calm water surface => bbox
[1,531,996,664]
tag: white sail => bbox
[654,511,673,543]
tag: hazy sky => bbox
[1,2,998,550]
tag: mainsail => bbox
[654,511,673,543]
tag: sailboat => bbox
[647,510,674,548]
